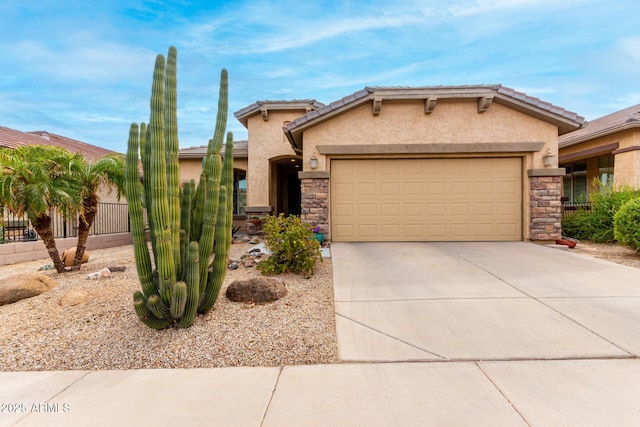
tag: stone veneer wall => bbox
[529,174,563,241]
[300,178,329,239]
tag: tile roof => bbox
[234,100,325,128]
[178,140,248,159]
[559,104,640,147]
[0,126,117,161]
[285,85,584,132]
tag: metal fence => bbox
[561,201,592,218]
[1,203,130,243]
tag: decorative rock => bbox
[61,247,90,267]
[59,290,89,307]
[108,266,126,272]
[0,274,58,306]
[87,268,112,280]
[228,261,239,270]
[226,277,287,304]
[243,259,255,268]
[249,237,260,244]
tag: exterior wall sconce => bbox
[310,155,318,169]
[543,148,556,167]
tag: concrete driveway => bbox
[332,241,640,362]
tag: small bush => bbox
[614,197,640,252]
[562,183,640,242]
[257,214,322,277]
[561,209,597,241]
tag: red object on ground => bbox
[556,239,577,248]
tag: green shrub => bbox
[561,209,597,241]
[562,183,640,243]
[614,197,640,252]
[257,214,322,277]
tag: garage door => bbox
[331,158,522,241]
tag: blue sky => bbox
[1,0,638,153]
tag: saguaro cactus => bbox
[125,46,233,329]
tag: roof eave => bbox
[234,100,324,128]
[492,95,584,135]
[559,121,640,148]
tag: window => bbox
[233,170,246,216]
[598,155,614,188]
[563,161,587,203]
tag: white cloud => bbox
[450,0,590,16]
[617,37,640,63]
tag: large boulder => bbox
[0,273,58,306]
[61,247,90,267]
[225,277,287,304]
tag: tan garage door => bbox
[331,158,522,242]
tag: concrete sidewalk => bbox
[2,242,640,426]
[3,359,640,426]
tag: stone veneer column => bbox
[299,171,330,240]
[528,169,564,241]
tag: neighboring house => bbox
[559,104,640,204]
[232,85,584,243]
[0,126,122,203]
[178,141,249,227]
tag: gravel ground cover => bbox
[569,241,640,269]
[0,241,338,371]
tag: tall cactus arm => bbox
[165,46,181,275]
[198,156,222,297]
[190,173,207,242]
[198,188,230,314]
[148,53,176,305]
[179,242,200,328]
[125,124,156,297]
[222,132,234,220]
[205,69,228,163]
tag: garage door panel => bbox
[331,158,522,241]
[380,182,399,195]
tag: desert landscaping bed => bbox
[569,241,640,269]
[0,241,338,371]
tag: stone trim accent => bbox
[298,171,330,179]
[529,175,562,241]
[300,177,329,240]
[527,168,565,177]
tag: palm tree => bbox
[68,154,125,270]
[0,145,79,273]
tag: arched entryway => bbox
[270,156,302,216]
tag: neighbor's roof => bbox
[0,126,117,161]
[178,140,248,159]
[559,104,640,148]
[283,85,585,152]
[234,100,325,128]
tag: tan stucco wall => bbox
[178,157,248,185]
[246,110,303,206]
[560,128,640,189]
[301,99,558,172]
[97,186,123,203]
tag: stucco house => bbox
[245,85,584,243]
[559,104,640,204]
[180,85,586,243]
